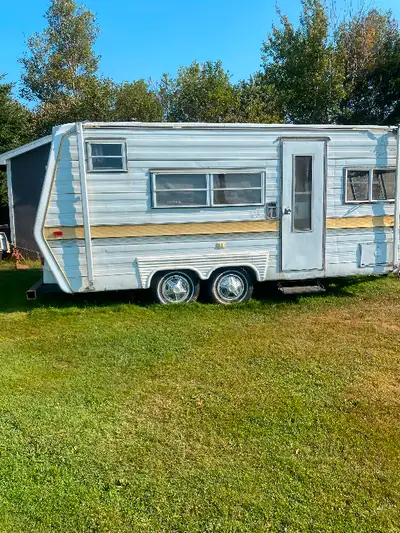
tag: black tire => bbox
[207,268,253,305]
[151,270,200,305]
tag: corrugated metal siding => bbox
[49,233,278,291]
[48,227,395,292]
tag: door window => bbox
[293,155,313,232]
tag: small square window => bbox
[372,169,395,201]
[87,142,127,172]
[346,170,369,202]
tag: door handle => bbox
[283,207,292,215]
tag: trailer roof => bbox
[84,122,395,132]
[0,135,52,164]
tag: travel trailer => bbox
[29,121,399,303]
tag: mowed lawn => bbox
[0,263,399,533]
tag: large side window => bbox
[87,142,127,172]
[152,171,264,208]
[345,168,395,203]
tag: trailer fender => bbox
[137,251,269,289]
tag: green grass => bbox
[0,261,399,532]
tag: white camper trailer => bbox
[32,121,400,304]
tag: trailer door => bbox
[281,140,325,272]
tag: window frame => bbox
[292,154,314,233]
[211,172,264,207]
[86,140,128,173]
[151,172,209,208]
[372,168,396,202]
[151,169,265,209]
[344,167,396,204]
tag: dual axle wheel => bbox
[151,268,253,305]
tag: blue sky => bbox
[1,0,399,92]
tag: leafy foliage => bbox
[33,77,165,136]
[11,0,400,138]
[363,39,400,125]
[261,0,345,123]
[114,80,164,122]
[20,0,99,103]
[335,9,400,124]
[33,77,116,136]
[0,79,33,205]
[233,76,283,123]
[20,0,165,136]
[0,80,33,153]
[162,61,237,122]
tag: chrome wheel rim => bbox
[161,274,192,303]
[217,274,246,302]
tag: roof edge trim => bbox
[0,135,52,164]
[82,122,394,132]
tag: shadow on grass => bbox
[0,268,154,314]
[0,265,389,314]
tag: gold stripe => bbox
[45,220,279,240]
[45,215,395,241]
[326,215,394,229]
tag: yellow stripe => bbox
[45,220,279,240]
[45,215,395,241]
[326,215,394,229]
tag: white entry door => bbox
[281,140,325,272]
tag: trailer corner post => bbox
[76,122,94,287]
[6,160,16,246]
[393,124,400,272]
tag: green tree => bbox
[21,0,164,135]
[233,75,283,123]
[341,37,400,125]
[20,0,106,136]
[34,77,165,136]
[335,9,400,124]
[20,0,99,103]
[157,73,174,121]
[114,80,163,122]
[261,0,345,123]
[0,79,33,205]
[33,76,116,136]
[162,60,237,122]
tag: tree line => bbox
[0,0,399,200]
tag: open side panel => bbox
[9,143,51,257]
